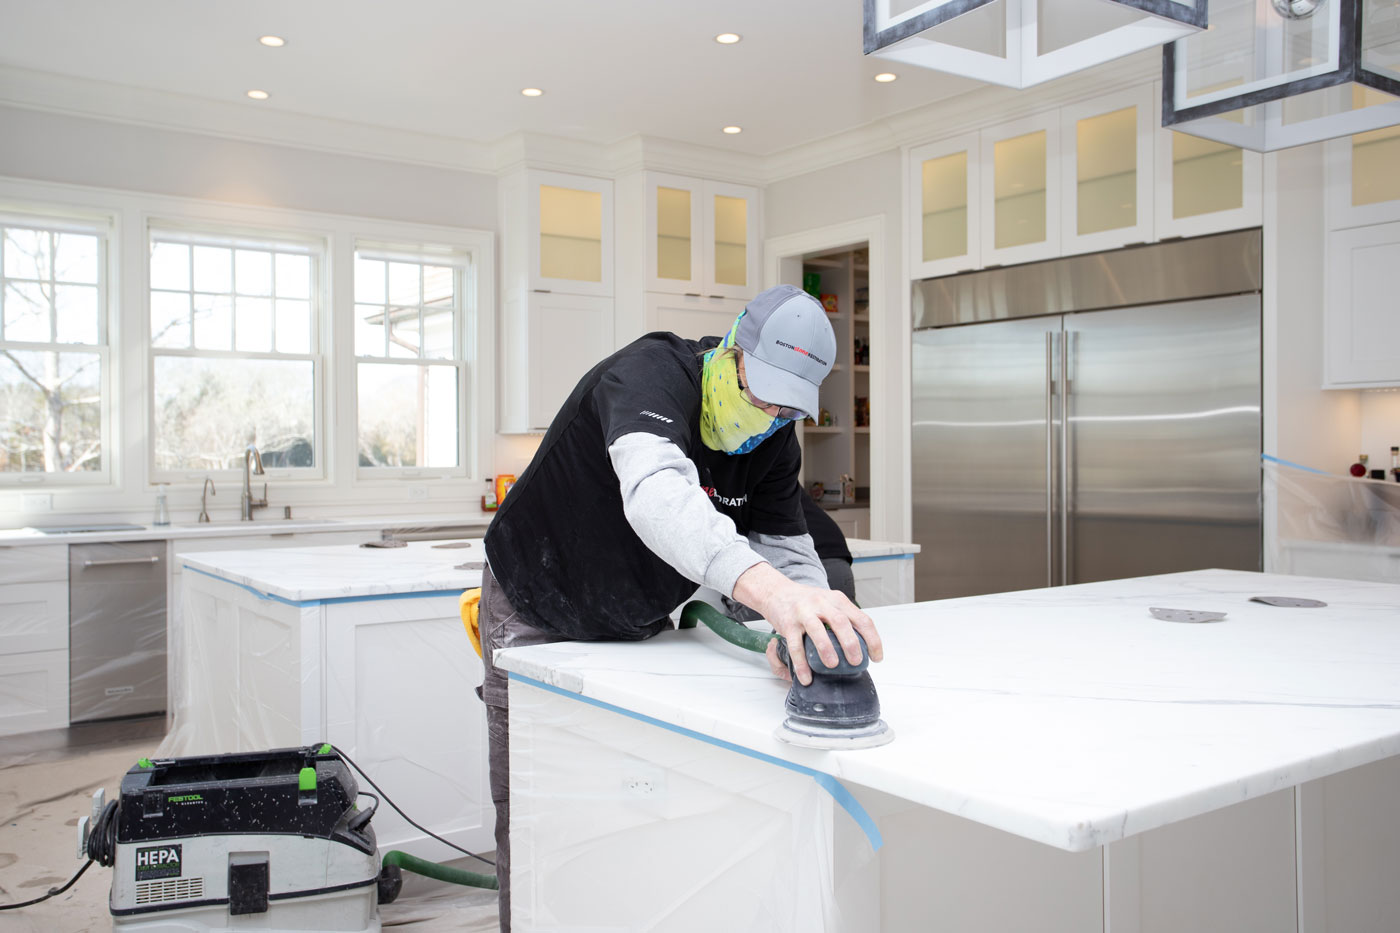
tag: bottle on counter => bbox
[1351,454,1369,478]
[1392,446,1399,482]
[482,477,498,512]
[154,484,170,526]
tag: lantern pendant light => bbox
[864,0,1209,89]
[1162,0,1400,151]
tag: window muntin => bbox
[0,221,108,478]
[354,251,466,471]
[149,232,321,474]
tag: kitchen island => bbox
[496,569,1400,932]
[169,535,921,860]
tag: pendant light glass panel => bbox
[1163,0,1400,150]
[865,0,1207,88]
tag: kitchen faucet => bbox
[198,477,215,523]
[241,445,268,521]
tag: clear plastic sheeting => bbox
[1266,456,1400,583]
[508,677,878,932]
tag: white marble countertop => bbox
[182,539,485,602]
[0,514,492,547]
[848,539,920,559]
[496,569,1400,853]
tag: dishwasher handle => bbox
[81,556,161,569]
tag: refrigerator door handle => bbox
[1046,331,1055,588]
[1061,330,1074,586]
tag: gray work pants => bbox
[477,564,568,933]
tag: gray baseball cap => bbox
[734,284,835,420]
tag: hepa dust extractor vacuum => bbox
[59,744,496,932]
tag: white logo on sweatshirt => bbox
[640,410,674,423]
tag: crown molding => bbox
[0,65,495,173]
[760,50,1162,184]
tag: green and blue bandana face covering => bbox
[700,315,791,455]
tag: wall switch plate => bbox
[22,493,53,511]
[408,485,429,500]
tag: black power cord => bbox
[330,745,495,869]
[0,800,117,911]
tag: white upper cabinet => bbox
[1060,87,1155,256]
[644,293,745,343]
[1327,124,1400,230]
[1153,88,1261,241]
[909,132,981,280]
[1324,221,1400,389]
[527,170,613,297]
[981,112,1061,267]
[644,174,759,300]
[499,291,614,432]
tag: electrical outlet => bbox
[22,493,52,511]
[408,485,429,500]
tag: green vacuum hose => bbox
[380,850,498,893]
[678,600,776,654]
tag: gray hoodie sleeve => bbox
[607,431,764,597]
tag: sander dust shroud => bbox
[679,601,894,750]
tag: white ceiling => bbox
[0,0,985,159]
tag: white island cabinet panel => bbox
[170,541,490,859]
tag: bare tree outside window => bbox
[0,225,105,475]
[149,235,319,474]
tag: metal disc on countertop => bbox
[1250,596,1328,608]
[1149,607,1227,623]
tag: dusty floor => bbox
[0,717,499,932]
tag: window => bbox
[149,229,321,475]
[354,247,469,472]
[0,218,109,480]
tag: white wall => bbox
[764,150,909,542]
[0,107,539,527]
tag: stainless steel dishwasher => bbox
[69,541,167,723]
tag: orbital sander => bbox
[678,601,894,750]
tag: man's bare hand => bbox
[733,562,882,686]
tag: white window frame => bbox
[146,221,329,486]
[352,240,475,481]
[0,209,115,487]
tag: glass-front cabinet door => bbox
[646,173,704,294]
[703,180,760,301]
[1060,87,1154,256]
[981,112,1061,267]
[1153,88,1261,240]
[1327,87,1400,229]
[909,132,980,279]
[528,170,613,297]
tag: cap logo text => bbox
[774,340,827,367]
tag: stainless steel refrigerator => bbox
[912,229,1263,601]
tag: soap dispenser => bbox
[154,484,171,526]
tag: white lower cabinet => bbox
[0,648,69,736]
[0,544,68,736]
[851,555,913,608]
[1325,221,1400,388]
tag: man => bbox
[479,283,882,931]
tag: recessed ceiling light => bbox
[258,35,285,47]
[246,89,270,100]
[715,33,742,44]
[521,87,544,97]
[722,125,742,135]
[874,72,898,83]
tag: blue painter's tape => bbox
[851,553,914,564]
[509,671,883,852]
[1260,453,1332,477]
[183,565,463,608]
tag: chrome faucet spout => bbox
[241,445,269,521]
[199,477,216,523]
